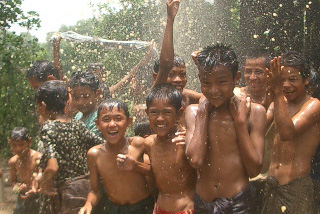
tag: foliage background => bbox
[1,0,320,156]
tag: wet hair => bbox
[97,99,130,120]
[10,127,31,142]
[69,71,100,92]
[153,55,185,73]
[245,48,271,69]
[35,80,69,114]
[88,63,104,72]
[282,51,320,99]
[197,43,239,78]
[281,51,312,80]
[26,60,60,81]
[146,83,182,111]
[134,119,153,137]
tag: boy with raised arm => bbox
[186,44,266,213]
[143,84,197,213]
[79,99,154,214]
[152,0,201,109]
[262,52,320,214]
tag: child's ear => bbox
[127,117,133,127]
[152,73,158,82]
[47,75,57,81]
[304,77,311,86]
[191,51,200,65]
[95,119,100,130]
[235,71,241,84]
[177,107,184,118]
[96,89,102,99]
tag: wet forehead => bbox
[149,98,175,110]
[245,57,267,69]
[199,65,233,79]
[100,107,127,117]
[170,64,186,73]
[282,66,303,76]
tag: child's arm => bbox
[39,158,59,195]
[79,148,102,214]
[9,158,18,188]
[185,96,212,168]
[153,0,180,87]
[230,97,266,178]
[116,137,154,176]
[109,45,153,95]
[53,34,65,81]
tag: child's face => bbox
[281,66,308,102]
[244,57,267,92]
[198,65,235,107]
[166,65,187,93]
[29,77,42,90]
[96,107,131,145]
[146,99,178,138]
[71,86,98,115]
[10,139,30,156]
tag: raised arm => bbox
[79,148,102,214]
[153,0,180,87]
[269,57,320,141]
[109,44,153,95]
[229,97,266,178]
[185,97,212,168]
[53,34,65,80]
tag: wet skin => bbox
[267,61,320,185]
[185,65,266,202]
[9,139,42,193]
[85,107,150,207]
[145,99,197,212]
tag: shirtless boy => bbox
[9,127,42,214]
[79,99,154,214]
[144,83,197,213]
[152,0,201,110]
[234,50,272,109]
[262,52,320,214]
[186,44,266,213]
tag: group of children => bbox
[6,0,320,214]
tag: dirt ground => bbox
[0,157,16,214]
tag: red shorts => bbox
[153,203,194,214]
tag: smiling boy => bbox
[79,99,154,214]
[144,84,197,213]
[262,52,320,214]
[186,44,266,213]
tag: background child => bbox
[143,83,197,213]
[9,127,42,214]
[80,99,154,214]
[35,80,101,214]
[69,70,102,136]
[26,60,61,90]
[186,44,266,213]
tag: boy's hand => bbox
[172,127,186,147]
[267,56,283,97]
[167,0,181,20]
[198,95,213,114]
[79,203,93,214]
[116,154,136,171]
[229,96,251,124]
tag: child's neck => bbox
[106,137,128,153]
[156,129,177,143]
[44,112,69,122]
[288,91,311,106]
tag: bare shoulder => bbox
[88,144,105,159]
[129,136,145,148]
[9,155,18,166]
[185,104,199,116]
[251,103,267,114]
[304,97,320,110]
[144,135,156,152]
[31,149,42,159]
